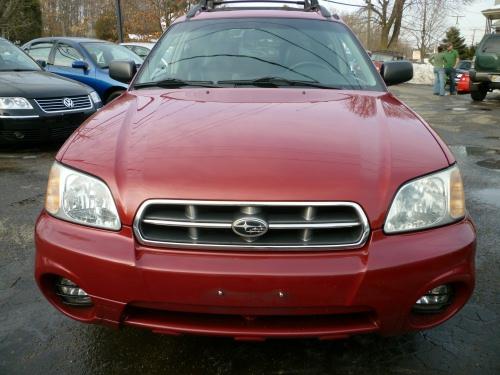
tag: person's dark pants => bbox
[445,67,456,94]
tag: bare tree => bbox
[146,0,194,32]
[404,0,448,61]
[364,0,409,51]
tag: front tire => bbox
[105,90,125,104]
[470,85,488,102]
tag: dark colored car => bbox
[34,1,475,340]
[22,37,143,104]
[469,33,500,101]
[0,38,102,144]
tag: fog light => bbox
[413,285,452,313]
[55,278,92,307]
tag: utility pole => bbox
[115,0,124,43]
[471,28,482,46]
[450,15,465,26]
[367,0,372,50]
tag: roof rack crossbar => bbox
[213,1,308,6]
[187,0,334,19]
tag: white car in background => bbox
[120,42,155,59]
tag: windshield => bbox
[482,35,500,53]
[82,42,143,68]
[135,18,382,90]
[0,40,40,71]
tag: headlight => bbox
[0,97,33,110]
[89,91,102,105]
[384,165,465,234]
[45,162,121,230]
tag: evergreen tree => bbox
[465,45,476,60]
[442,27,467,59]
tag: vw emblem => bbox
[63,98,74,108]
[232,217,268,238]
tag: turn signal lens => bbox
[450,168,465,219]
[45,163,61,214]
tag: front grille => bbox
[35,95,93,113]
[134,200,370,250]
[49,125,77,139]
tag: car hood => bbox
[0,71,92,98]
[59,88,452,228]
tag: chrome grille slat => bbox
[142,219,361,229]
[35,95,93,113]
[302,206,315,242]
[185,205,199,240]
[134,200,370,251]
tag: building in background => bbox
[482,0,500,33]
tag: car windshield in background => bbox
[371,53,400,62]
[135,18,382,91]
[0,40,40,71]
[82,42,143,69]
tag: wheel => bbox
[470,85,487,102]
[105,90,125,104]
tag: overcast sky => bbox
[320,0,496,46]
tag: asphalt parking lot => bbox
[0,84,499,375]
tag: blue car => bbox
[22,37,143,103]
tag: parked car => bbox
[0,38,102,144]
[35,1,475,340]
[120,42,155,59]
[371,51,405,71]
[469,33,500,101]
[455,60,472,94]
[22,37,143,104]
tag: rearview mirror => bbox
[381,61,413,86]
[72,60,89,70]
[36,59,47,68]
[109,60,137,84]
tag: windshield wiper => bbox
[0,69,39,72]
[134,78,220,89]
[218,77,342,89]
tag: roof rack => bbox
[186,0,337,20]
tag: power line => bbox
[321,0,366,8]
[449,15,465,26]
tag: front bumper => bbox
[35,212,476,339]
[0,111,94,144]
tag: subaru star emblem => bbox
[63,98,74,108]
[232,217,268,238]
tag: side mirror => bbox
[381,61,413,86]
[36,59,47,68]
[109,60,137,83]
[72,60,89,70]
